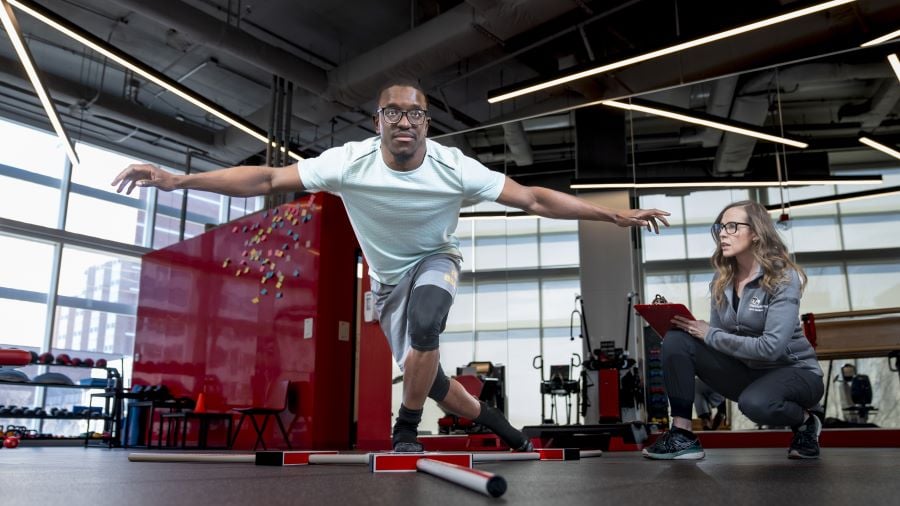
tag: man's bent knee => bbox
[408,285,452,352]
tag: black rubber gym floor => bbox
[3,447,898,505]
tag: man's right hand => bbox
[111,163,179,195]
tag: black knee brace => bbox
[408,285,452,352]
[428,364,451,402]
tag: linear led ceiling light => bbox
[602,100,809,148]
[1,0,79,166]
[860,28,900,47]
[764,186,900,212]
[859,136,900,160]
[887,54,900,84]
[488,0,856,104]
[571,176,883,190]
[7,0,302,161]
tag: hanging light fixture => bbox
[0,0,79,166]
[764,186,900,212]
[488,0,856,104]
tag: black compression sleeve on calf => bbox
[473,401,528,450]
[392,404,423,445]
[427,364,451,402]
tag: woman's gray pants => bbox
[662,330,824,427]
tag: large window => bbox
[0,118,65,227]
[0,117,263,438]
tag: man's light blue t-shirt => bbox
[298,136,506,285]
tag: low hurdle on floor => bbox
[128,448,603,498]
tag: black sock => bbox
[473,401,528,450]
[392,404,422,445]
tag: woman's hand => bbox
[672,315,709,341]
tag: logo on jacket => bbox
[748,296,766,312]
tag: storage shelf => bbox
[0,365,123,448]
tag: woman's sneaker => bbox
[642,428,705,460]
[788,413,822,459]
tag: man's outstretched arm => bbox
[111,162,305,197]
[495,176,670,232]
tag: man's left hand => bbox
[614,209,670,233]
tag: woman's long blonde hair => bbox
[710,200,806,307]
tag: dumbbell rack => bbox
[0,363,122,448]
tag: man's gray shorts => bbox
[371,254,461,369]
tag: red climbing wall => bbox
[132,193,388,449]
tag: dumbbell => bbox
[71,357,82,367]
[3,436,20,449]
[82,358,94,368]
[95,358,107,368]
[38,352,54,364]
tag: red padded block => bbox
[370,452,473,473]
[256,450,338,466]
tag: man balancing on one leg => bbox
[111,79,670,452]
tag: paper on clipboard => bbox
[634,303,695,338]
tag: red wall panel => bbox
[355,270,392,450]
[133,193,381,449]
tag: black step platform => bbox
[523,422,648,450]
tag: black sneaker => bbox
[513,439,534,452]
[392,441,424,453]
[642,429,705,460]
[391,414,422,453]
[788,412,821,459]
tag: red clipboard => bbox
[634,303,695,338]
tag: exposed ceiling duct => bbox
[713,63,895,175]
[680,75,739,148]
[839,79,900,130]
[108,0,329,96]
[501,121,534,166]
[0,55,215,148]
[109,0,579,163]
[3,0,900,185]
[327,0,579,106]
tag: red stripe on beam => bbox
[256,450,339,466]
[370,453,473,472]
